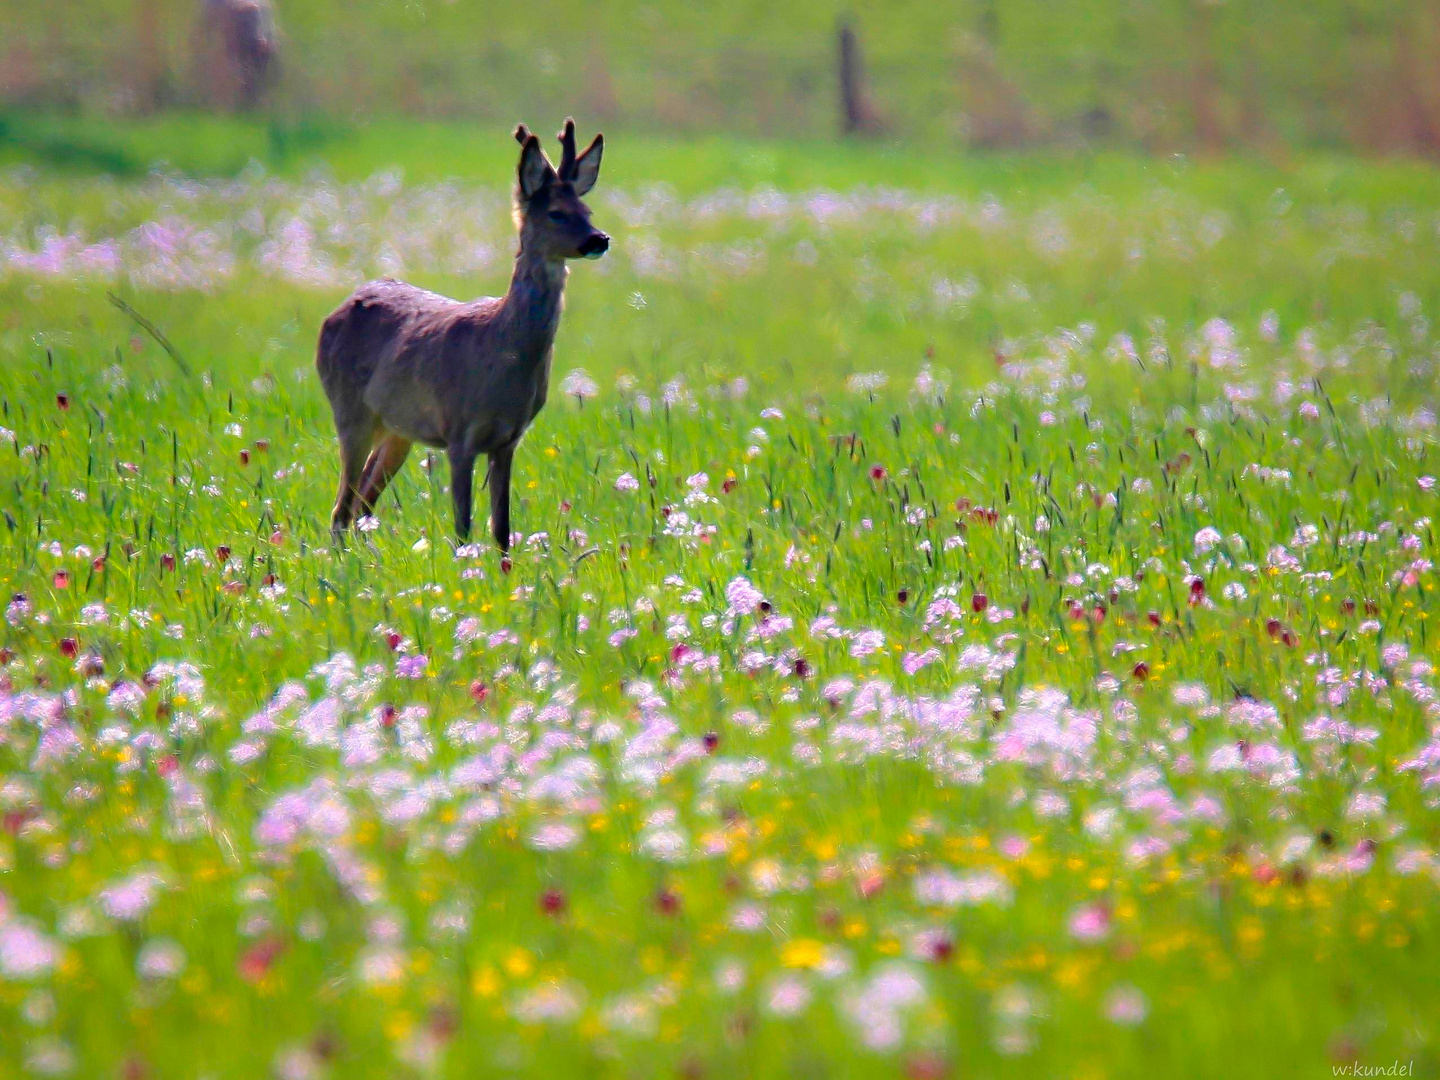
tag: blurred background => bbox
[5,0,1439,399]
[5,0,1440,160]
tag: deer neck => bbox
[501,243,567,368]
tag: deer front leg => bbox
[449,443,478,541]
[487,444,515,552]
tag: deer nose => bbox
[579,232,609,259]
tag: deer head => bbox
[512,119,608,261]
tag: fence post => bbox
[838,20,879,136]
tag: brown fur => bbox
[317,120,607,550]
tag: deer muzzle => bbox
[578,232,610,260]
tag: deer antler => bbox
[513,123,532,145]
[557,117,577,181]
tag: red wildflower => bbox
[920,931,954,963]
[905,1052,950,1080]
[428,1005,459,1042]
[238,936,287,983]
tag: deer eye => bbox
[547,210,569,223]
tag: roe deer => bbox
[317,119,607,551]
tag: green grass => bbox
[12,112,1440,200]
[0,130,1438,1078]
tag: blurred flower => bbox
[764,973,812,1017]
[0,919,60,980]
[136,939,186,979]
[1104,985,1148,1025]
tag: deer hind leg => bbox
[356,433,412,518]
[330,422,377,535]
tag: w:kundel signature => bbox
[1332,1063,1414,1077]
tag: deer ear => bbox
[572,133,603,196]
[517,135,554,200]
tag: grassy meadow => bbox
[9,0,1438,152]
[1,122,1439,1077]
